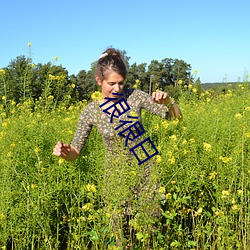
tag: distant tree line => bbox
[0,51,201,106]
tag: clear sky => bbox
[1,0,249,83]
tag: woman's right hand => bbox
[53,141,71,158]
[53,141,80,161]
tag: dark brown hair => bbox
[95,48,127,81]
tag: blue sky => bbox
[1,0,249,83]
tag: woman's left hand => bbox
[152,91,171,104]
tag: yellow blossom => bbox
[165,193,172,199]
[54,56,58,61]
[219,156,232,164]
[155,155,162,164]
[133,84,138,89]
[203,142,212,152]
[192,88,197,93]
[0,69,6,75]
[208,171,217,180]
[2,122,7,127]
[169,134,177,141]
[0,213,5,221]
[91,91,103,101]
[234,113,242,120]
[222,190,230,197]
[34,147,41,153]
[161,120,168,128]
[58,158,65,165]
[188,84,193,89]
[232,204,239,211]
[28,42,32,47]
[48,95,54,100]
[178,79,183,85]
[195,207,203,216]
[159,186,166,194]
[245,106,250,111]
[237,189,243,196]
[182,139,187,145]
[86,184,97,193]
[130,171,136,176]
[2,96,6,100]
[193,69,198,74]
[189,138,195,144]
[71,83,75,89]
[135,79,140,83]
[154,124,159,131]
[214,209,223,216]
[81,203,93,212]
[168,156,175,165]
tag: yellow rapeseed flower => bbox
[222,190,230,197]
[155,155,162,164]
[168,156,175,165]
[158,186,166,194]
[165,193,172,199]
[232,204,239,211]
[28,42,32,47]
[86,184,97,193]
[81,203,93,212]
[0,69,6,75]
[169,134,177,141]
[234,113,242,120]
[162,120,168,128]
[54,56,58,62]
[0,213,5,221]
[91,91,103,101]
[219,156,232,164]
[154,124,159,131]
[34,147,41,153]
[208,171,217,180]
[194,207,203,216]
[193,69,198,74]
[203,142,212,152]
[178,79,183,85]
[237,190,243,196]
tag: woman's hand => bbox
[152,91,171,105]
[53,141,80,161]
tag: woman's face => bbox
[96,71,125,100]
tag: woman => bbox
[53,48,182,246]
[53,48,182,160]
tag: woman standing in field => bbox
[53,48,182,246]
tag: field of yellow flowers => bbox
[0,83,249,249]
